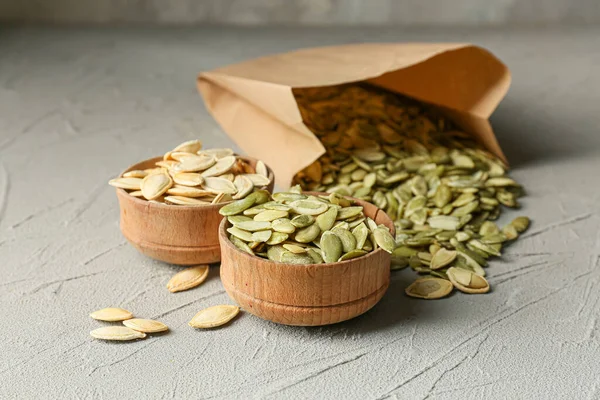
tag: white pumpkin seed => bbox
[141,172,173,200]
[90,326,146,341]
[167,265,210,293]
[123,319,169,333]
[109,177,143,190]
[90,307,133,322]
[188,305,240,329]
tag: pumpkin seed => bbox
[173,139,202,153]
[164,196,210,205]
[234,220,271,232]
[231,175,253,200]
[256,160,268,177]
[90,326,146,341]
[198,148,234,159]
[123,319,169,333]
[430,248,457,270]
[252,230,272,243]
[201,155,236,177]
[271,218,296,234]
[511,216,530,233]
[230,236,254,255]
[283,243,307,253]
[291,214,315,228]
[166,185,210,198]
[373,227,395,253]
[290,199,328,216]
[405,278,453,299]
[177,154,216,172]
[244,174,271,187]
[123,170,148,179]
[219,196,256,216]
[320,231,343,263]
[254,210,288,222]
[188,305,240,328]
[315,206,338,231]
[281,251,314,264]
[266,232,288,245]
[90,307,133,322]
[109,177,143,190]
[167,265,210,293]
[447,267,490,294]
[202,177,237,194]
[173,172,204,187]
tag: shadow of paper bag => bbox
[198,43,511,187]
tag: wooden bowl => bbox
[115,156,274,265]
[218,194,395,326]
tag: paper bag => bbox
[197,43,511,187]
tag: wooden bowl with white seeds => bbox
[111,140,274,265]
[217,190,395,326]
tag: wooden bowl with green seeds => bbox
[114,149,274,265]
[218,189,395,326]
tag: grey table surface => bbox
[1,25,599,400]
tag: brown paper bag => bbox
[197,43,511,187]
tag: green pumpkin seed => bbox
[351,223,370,250]
[428,216,460,231]
[511,216,530,233]
[320,231,343,263]
[231,236,254,255]
[429,248,456,270]
[332,228,357,253]
[339,249,368,261]
[266,232,288,245]
[219,196,256,216]
[252,230,272,243]
[291,214,315,228]
[289,199,329,215]
[315,206,338,231]
[254,210,288,222]
[227,227,253,242]
[336,206,364,220]
[267,245,286,262]
[234,220,271,232]
[271,218,296,234]
[405,277,453,299]
[307,248,324,263]
[294,223,321,243]
[373,227,395,253]
[281,251,314,264]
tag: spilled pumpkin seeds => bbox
[109,139,272,205]
[292,83,531,297]
[89,307,169,341]
[221,187,395,263]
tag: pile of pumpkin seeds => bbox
[108,139,272,205]
[292,83,530,298]
[220,186,395,264]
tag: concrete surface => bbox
[2,0,600,26]
[1,26,599,399]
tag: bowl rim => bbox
[218,192,395,268]
[115,155,275,211]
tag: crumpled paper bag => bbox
[197,43,510,187]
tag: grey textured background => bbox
[1,25,600,399]
[1,0,600,25]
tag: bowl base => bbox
[223,280,389,326]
